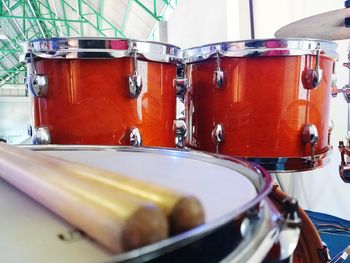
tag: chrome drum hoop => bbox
[248,147,331,172]
[22,37,182,63]
[183,38,338,63]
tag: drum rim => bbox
[22,37,182,63]
[182,38,339,63]
[23,145,276,262]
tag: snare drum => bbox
[0,146,299,262]
[183,39,338,171]
[23,38,181,147]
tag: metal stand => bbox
[331,44,350,183]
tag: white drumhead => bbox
[0,147,258,263]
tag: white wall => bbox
[0,96,30,144]
[168,0,350,219]
[167,0,268,48]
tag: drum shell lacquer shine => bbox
[32,58,176,146]
[184,40,337,170]
[26,38,180,147]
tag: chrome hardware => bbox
[174,77,189,97]
[26,74,48,97]
[27,124,33,137]
[24,38,182,63]
[332,84,350,103]
[331,61,337,89]
[128,74,142,98]
[212,124,224,153]
[278,198,301,260]
[213,52,224,89]
[248,151,330,172]
[302,45,323,90]
[183,39,338,64]
[328,120,334,146]
[32,126,51,145]
[302,124,319,161]
[129,127,142,147]
[128,48,142,98]
[338,140,350,183]
[175,119,187,148]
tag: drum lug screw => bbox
[174,77,189,97]
[278,198,301,260]
[302,45,323,89]
[128,74,142,98]
[129,127,142,147]
[212,124,225,153]
[32,126,51,145]
[328,120,334,146]
[26,74,48,97]
[213,52,224,89]
[175,118,187,148]
[302,124,319,161]
[128,46,142,98]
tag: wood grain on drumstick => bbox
[1,143,205,235]
[0,143,168,253]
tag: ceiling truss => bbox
[0,0,179,88]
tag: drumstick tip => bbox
[121,205,168,252]
[169,196,205,235]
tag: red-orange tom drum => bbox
[24,38,181,147]
[183,39,338,171]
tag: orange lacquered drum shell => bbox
[184,39,337,161]
[28,38,180,147]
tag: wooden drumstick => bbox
[1,143,205,235]
[0,143,168,253]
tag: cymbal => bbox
[275,8,350,40]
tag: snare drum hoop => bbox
[25,145,274,262]
[183,38,338,63]
[22,37,182,63]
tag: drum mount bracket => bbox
[128,46,142,98]
[212,124,225,153]
[213,52,224,89]
[129,127,142,147]
[338,140,350,183]
[175,118,187,148]
[302,46,323,90]
[32,126,51,145]
[302,124,319,161]
[25,51,49,98]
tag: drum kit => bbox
[3,4,350,263]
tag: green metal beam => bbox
[0,14,85,23]
[134,0,162,21]
[0,63,25,87]
[8,1,23,13]
[27,0,47,37]
[98,0,103,29]
[62,0,125,37]
[0,49,22,53]
[148,0,179,39]
[60,0,70,36]
[0,69,26,72]
[77,0,84,36]
[0,0,27,40]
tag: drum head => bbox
[0,146,273,262]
